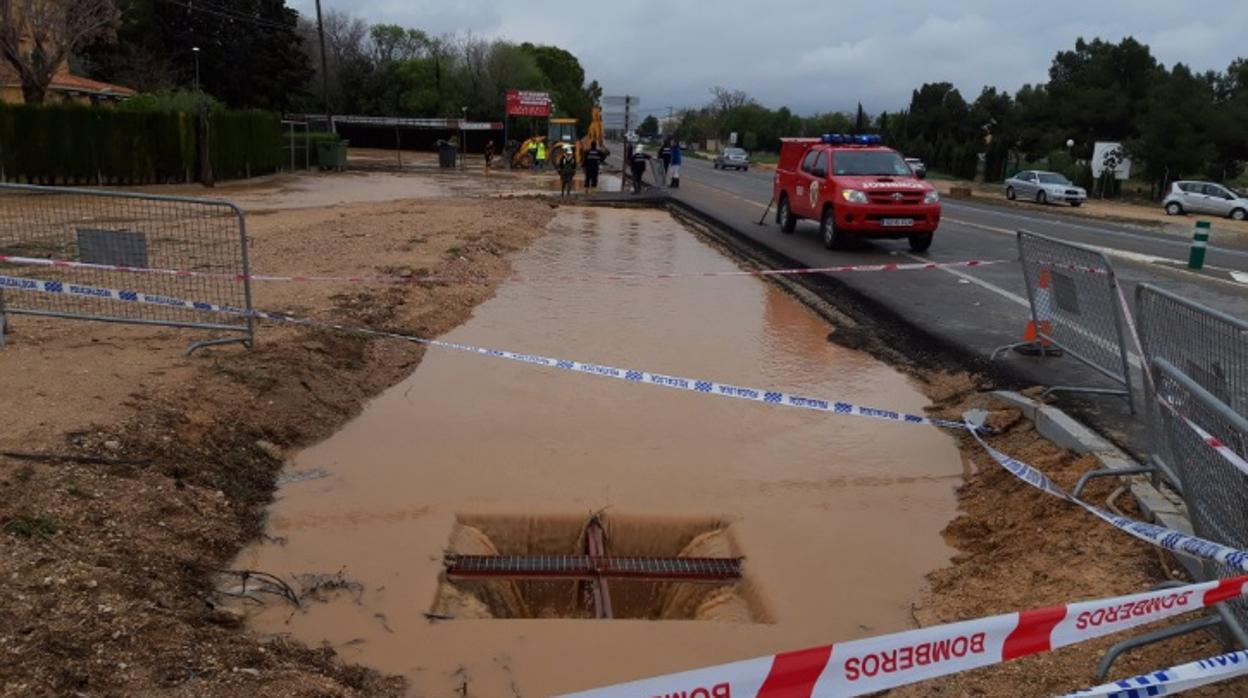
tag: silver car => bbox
[1163,181,1248,220]
[713,147,750,171]
[1004,170,1087,207]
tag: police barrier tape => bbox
[966,421,1248,574]
[1061,649,1248,697]
[8,271,1248,566]
[0,273,961,430]
[6,271,1248,564]
[0,253,1012,286]
[8,271,1248,695]
[556,576,1248,698]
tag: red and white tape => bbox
[0,253,1009,286]
[1180,415,1248,480]
[558,576,1248,697]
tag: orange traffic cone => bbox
[1014,267,1063,357]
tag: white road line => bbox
[902,249,1142,369]
[944,217,1248,290]
[685,177,770,209]
[900,252,1029,309]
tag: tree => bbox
[1047,37,1160,149]
[638,115,659,137]
[853,102,866,133]
[521,43,595,130]
[0,0,120,103]
[1132,63,1217,189]
[78,0,312,111]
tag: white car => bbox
[1162,181,1248,220]
[1004,170,1087,207]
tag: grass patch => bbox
[66,481,91,499]
[4,515,59,539]
[14,466,35,483]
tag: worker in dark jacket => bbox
[629,148,650,194]
[583,141,607,190]
[557,144,577,197]
[658,138,673,184]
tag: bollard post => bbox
[1188,220,1210,270]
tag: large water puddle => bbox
[235,207,964,696]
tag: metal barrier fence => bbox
[0,183,254,354]
[1136,284,1248,492]
[995,230,1135,411]
[1137,284,1248,416]
[1092,287,1248,677]
[1152,357,1248,645]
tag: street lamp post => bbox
[192,47,200,91]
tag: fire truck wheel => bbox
[778,196,797,233]
[820,207,847,249]
[908,233,933,253]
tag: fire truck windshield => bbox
[833,151,913,177]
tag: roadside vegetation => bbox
[672,38,1247,199]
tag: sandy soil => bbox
[886,373,1244,696]
[0,171,555,696]
[934,178,1248,236]
[2,162,1245,696]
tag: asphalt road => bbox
[609,148,1248,446]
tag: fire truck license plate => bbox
[881,218,915,227]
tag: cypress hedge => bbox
[0,102,286,185]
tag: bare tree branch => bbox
[0,0,119,104]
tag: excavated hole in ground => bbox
[430,512,772,622]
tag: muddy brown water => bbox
[235,207,964,696]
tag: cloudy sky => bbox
[292,0,1247,116]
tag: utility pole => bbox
[623,94,631,174]
[314,0,333,133]
[192,47,200,91]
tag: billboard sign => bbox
[506,90,551,117]
[1092,142,1132,180]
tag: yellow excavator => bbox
[508,105,606,168]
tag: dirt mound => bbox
[0,181,554,696]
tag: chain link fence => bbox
[0,183,254,354]
[1136,284,1248,416]
[999,231,1135,410]
[1152,356,1248,645]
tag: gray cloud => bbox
[294,0,1248,115]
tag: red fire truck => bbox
[772,134,941,252]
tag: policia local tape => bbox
[0,253,1011,285]
[6,273,1248,696]
[5,271,1248,569]
[0,274,960,430]
[1062,649,1248,697]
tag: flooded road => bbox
[235,207,964,696]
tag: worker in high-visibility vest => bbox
[536,140,548,171]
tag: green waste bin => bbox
[317,139,349,170]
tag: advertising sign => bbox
[506,90,551,117]
[1092,142,1132,180]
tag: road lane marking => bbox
[901,250,1142,369]
[943,201,1248,261]
[900,252,1028,308]
[945,218,1248,291]
[684,177,770,209]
